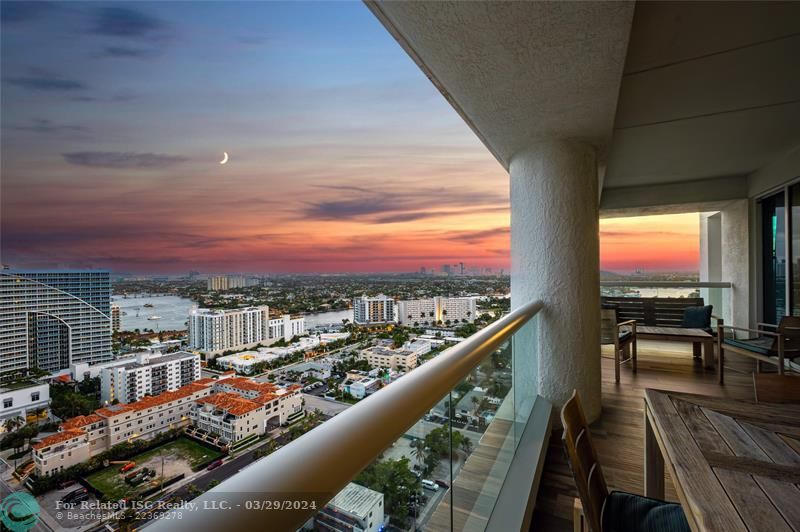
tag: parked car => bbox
[70,491,90,504]
[421,479,440,491]
[434,479,450,489]
[119,461,136,473]
[59,479,76,490]
[207,459,224,471]
[61,488,88,503]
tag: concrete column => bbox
[721,200,750,328]
[699,212,722,315]
[510,140,601,421]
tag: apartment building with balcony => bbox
[397,296,477,326]
[100,351,201,404]
[352,295,395,325]
[0,270,112,375]
[188,306,305,356]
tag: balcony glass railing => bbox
[149,300,545,532]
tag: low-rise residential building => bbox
[215,336,320,374]
[353,295,395,325]
[192,392,266,445]
[32,382,213,477]
[100,351,201,404]
[31,374,303,477]
[359,346,418,372]
[340,375,380,400]
[314,482,385,532]
[0,382,49,430]
[402,339,432,356]
[211,377,303,426]
[290,361,332,381]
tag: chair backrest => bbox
[753,373,800,403]
[600,296,705,327]
[600,308,618,345]
[561,390,608,532]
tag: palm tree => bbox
[410,439,426,469]
[460,437,473,456]
[3,417,23,433]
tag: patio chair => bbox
[753,373,800,404]
[561,390,690,532]
[600,305,637,384]
[717,316,800,384]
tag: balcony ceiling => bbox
[604,1,800,190]
[367,1,635,168]
[369,1,800,211]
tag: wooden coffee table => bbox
[636,326,714,369]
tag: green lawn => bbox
[86,437,221,500]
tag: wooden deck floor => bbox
[531,340,758,531]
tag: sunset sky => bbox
[1,1,699,274]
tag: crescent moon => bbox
[220,152,229,165]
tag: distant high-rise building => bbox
[207,275,248,291]
[188,306,305,356]
[0,270,112,374]
[353,295,395,325]
[420,266,426,274]
[441,264,451,274]
[397,297,477,326]
[111,303,121,332]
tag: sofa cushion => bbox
[724,336,774,355]
[602,491,691,532]
[681,305,713,329]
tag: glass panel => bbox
[762,191,786,324]
[315,314,540,532]
[791,184,800,316]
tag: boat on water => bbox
[147,315,162,320]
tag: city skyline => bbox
[1,1,699,274]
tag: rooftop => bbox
[326,482,383,518]
[32,429,86,451]
[196,392,262,416]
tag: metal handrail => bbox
[149,299,544,531]
[600,281,732,288]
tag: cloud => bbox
[6,119,86,134]
[62,151,187,169]
[0,1,56,24]
[302,186,507,224]
[102,46,159,59]
[91,6,166,38]
[4,69,87,91]
[448,227,509,245]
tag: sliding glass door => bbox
[761,191,786,324]
[760,184,800,323]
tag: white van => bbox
[422,479,439,491]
